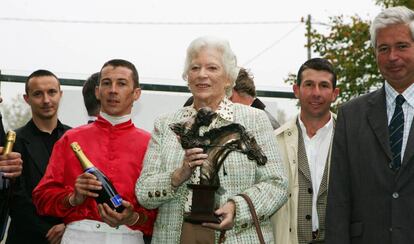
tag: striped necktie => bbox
[389,94,405,170]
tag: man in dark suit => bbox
[326,6,414,244]
[82,72,100,123]
[6,70,70,244]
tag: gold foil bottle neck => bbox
[3,131,16,155]
[70,142,94,170]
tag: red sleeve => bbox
[130,202,158,235]
[32,135,81,219]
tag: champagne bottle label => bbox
[71,142,125,212]
[0,131,16,190]
[85,167,122,208]
[110,195,123,208]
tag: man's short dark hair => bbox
[296,58,337,88]
[25,69,60,94]
[233,68,256,97]
[82,72,100,116]
[100,59,139,88]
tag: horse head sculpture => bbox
[170,107,267,186]
[169,107,217,149]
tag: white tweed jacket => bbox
[136,103,287,243]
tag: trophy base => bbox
[184,212,221,224]
[184,183,220,225]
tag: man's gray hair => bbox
[370,6,414,48]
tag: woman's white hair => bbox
[182,36,240,97]
[370,6,414,48]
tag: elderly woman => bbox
[136,36,287,243]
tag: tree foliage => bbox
[308,16,383,105]
[285,1,413,107]
[376,0,414,9]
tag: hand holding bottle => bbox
[69,172,102,206]
[70,142,125,212]
[0,150,22,179]
[0,131,21,191]
[97,200,138,227]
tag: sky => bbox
[0,0,382,87]
[0,0,383,128]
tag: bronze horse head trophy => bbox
[169,107,268,224]
[170,107,267,185]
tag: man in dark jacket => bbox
[6,70,70,244]
[326,6,414,244]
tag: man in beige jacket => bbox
[271,58,339,244]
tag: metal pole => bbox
[306,14,312,60]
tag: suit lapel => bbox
[367,87,392,161]
[297,121,312,182]
[318,158,329,197]
[20,126,50,175]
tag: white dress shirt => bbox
[299,114,334,231]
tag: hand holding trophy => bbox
[170,107,267,224]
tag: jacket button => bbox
[148,192,153,198]
[259,215,265,221]
[392,192,399,199]
[308,188,313,194]
[287,131,292,136]
[241,223,248,228]
[155,191,161,197]
[162,189,167,196]
[96,223,101,228]
[305,215,311,220]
